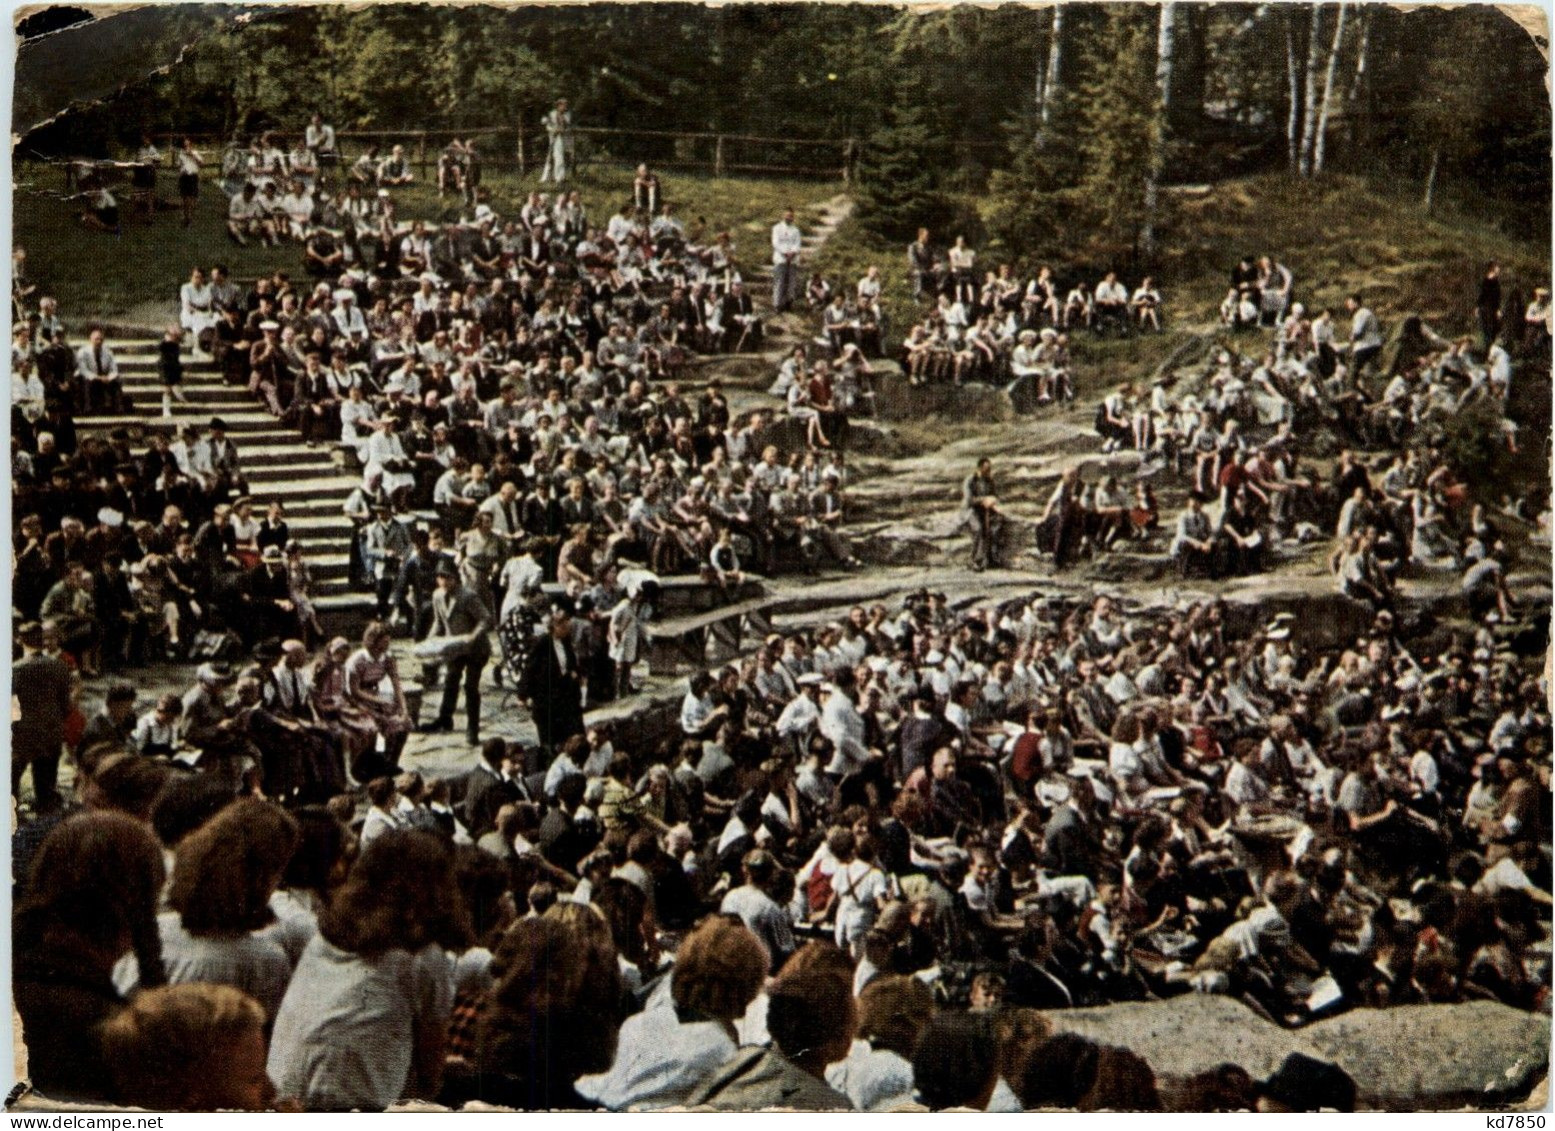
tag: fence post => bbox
[841,139,854,184]
[415,131,427,178]
[714,135,725,178]
[516,126,526,177]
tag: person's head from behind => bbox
[857,975,936,1059]
[765,966,857,1080]
[281,805,349,897]
[477,909,622,1099]
[16,811,165,966]
[1257,1053,1356,1113]
[100,984,276,1111]
[168,799,300,937]
[591,874,652,968]
[150,772,236,850]
[319,829,473,957]
[85,751,173,820]
[671,915,769,1025]
[912,1011,1000,1111]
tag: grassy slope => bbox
[12,162,834,325]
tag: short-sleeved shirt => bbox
[268,936,454,1112]
[154,911,295,1022]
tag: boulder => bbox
[1304,1000,1550,1111]
[1042,995,1299,1086]
[1041,995,1550,1111]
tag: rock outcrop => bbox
[1042,994,1550,1111]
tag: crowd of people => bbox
[12,111,1551,1113]
[889,231,1164,392]
[14,567,1549,1109]
[946,255,1547,598]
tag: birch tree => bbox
[1041,5,1064,129]
[1141,2,1176,258]
[1312,2,1347,175]
[1297,4,1324,177]
[1284,10,1302,171]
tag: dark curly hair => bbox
[475,912,623,1108]
[168,798,300,936]
[319,829,473,956]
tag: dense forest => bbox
[16,3,1551,253]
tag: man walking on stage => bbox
[420,562,493,746]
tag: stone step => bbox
[247,475,360,502]
[76,408,283,431]
[116,384,256,405]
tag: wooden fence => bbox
[149,124,860,183]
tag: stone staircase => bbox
[75,335,375,633]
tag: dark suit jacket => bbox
[1042,804,1098,881]
[13,652,71,763]
[522,634,583,746]
[460,763,521,839]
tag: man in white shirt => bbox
[1345,293,1383,377]
[775,673,824,753]
[719,849,795,972]
[331,291,367,339]
[1093,272,1129,333]
[771,207,803,313]
[820,669,871,778]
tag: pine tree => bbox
[1073,7,1159,256]
[854,97,954,243]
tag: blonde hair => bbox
[100,983,265,1110]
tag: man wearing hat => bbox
[180,661,254,784]
[421,561,493,745]
[331,287,366,338]
[247,543,300,645]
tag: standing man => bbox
[1477,262,1502,349]
[908,227,935,302]
[1345,293,1383,379]
[523,608,585,753]
[420,562,493,745]
[962,457,1005,572]
[12,621,70,812]
[540,98,575,185]
[771,207,803,314]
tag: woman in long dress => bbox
[342,622,410,781]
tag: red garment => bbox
[1010,732,1045,785]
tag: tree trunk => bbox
[1313,2,1347,176]
[1298,4,1323,177]
[1423,146,1440,213]
[1285,13,1303,171]
[1343,9,1371,150]
[1041,5,1064,127]
[1346,10,1370,104]
[1142,2,1177,258]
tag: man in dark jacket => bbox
[522,609,584,751]
[12,621,71,810]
